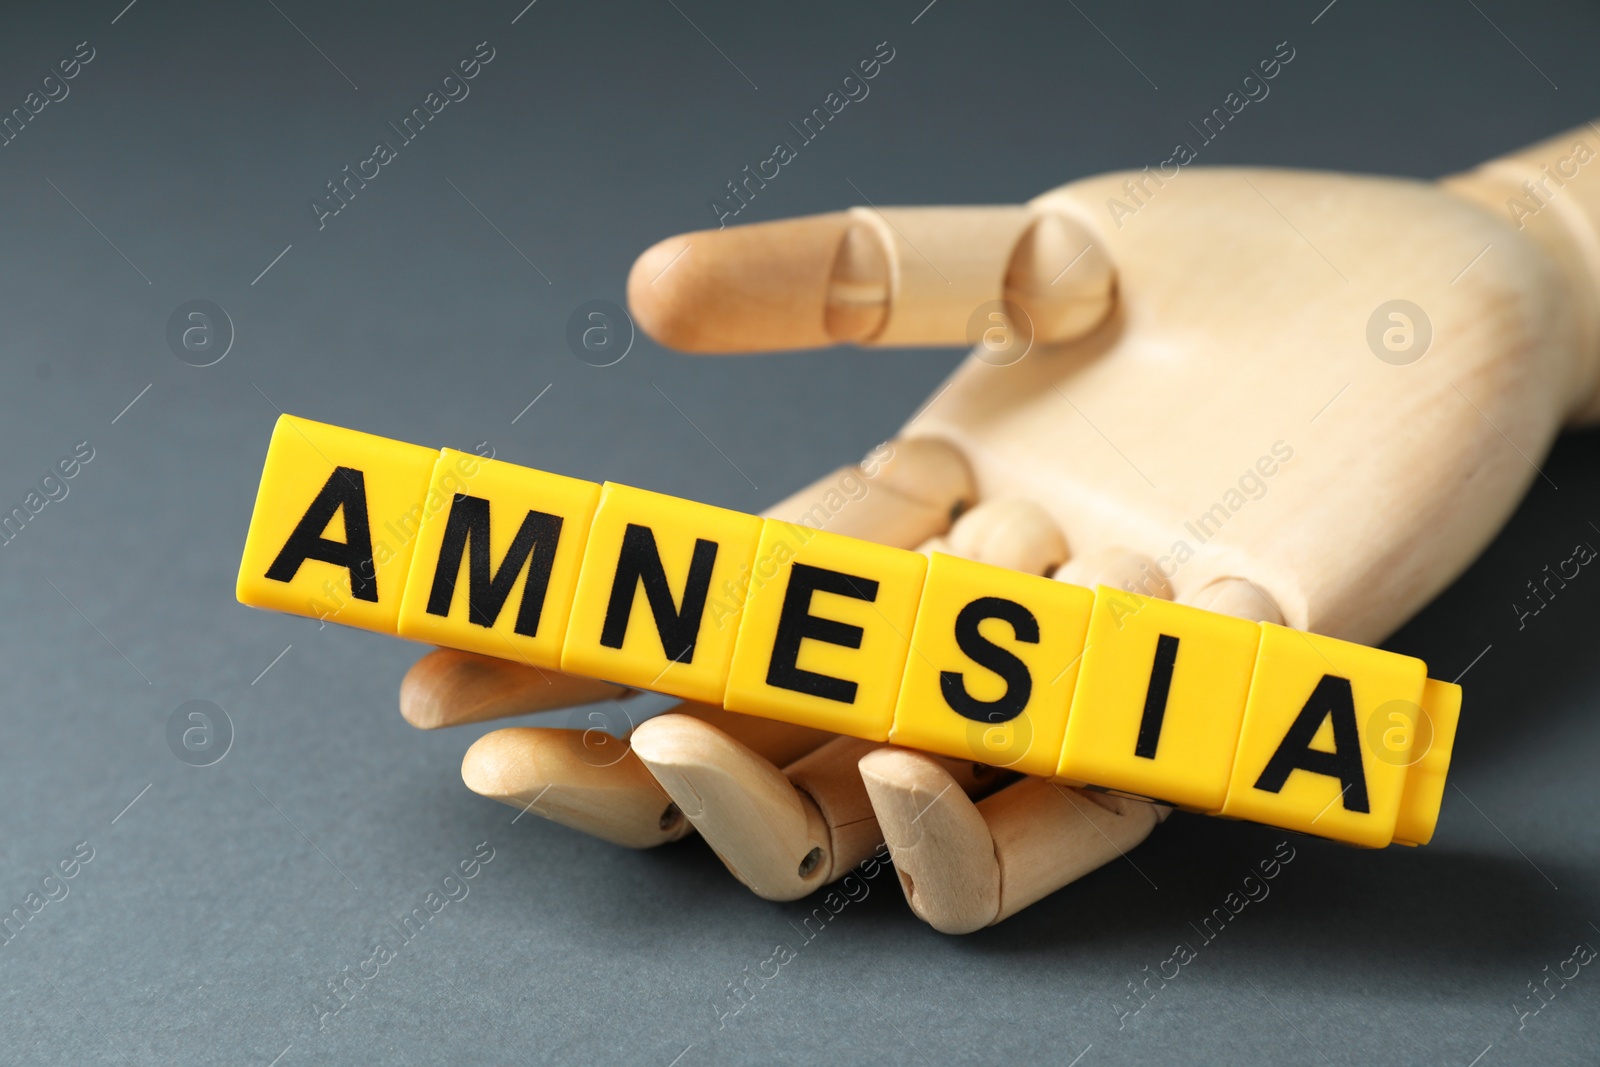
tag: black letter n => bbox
[599,524,718,664]
[424,495,564,635]
[264,467,378,601]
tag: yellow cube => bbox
[236,414,437,634]
[1392,678,1463,847]
[890,554,1093,776]
[1219,623,1427,847]
[1057,588,1260,810]
[561,483,762,703]
[396,450,600,669]
[725,521,927,740]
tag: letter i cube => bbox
[1057,588,1260,810]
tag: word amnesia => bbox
[237,415,1461,849]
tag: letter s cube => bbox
[890,553,1093,777]
[236,415,436,634]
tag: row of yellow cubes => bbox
[237,416,1460,849]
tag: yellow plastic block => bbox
[237,414,437,634]
[1057,588,1260,810]
[890,553,1093,776]
[725,521,927,741]
[1392,678,1462,846]
[1219,623,1428,847]
[396,450,600,669]
[561,483,762,703]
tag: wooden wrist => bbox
[1440,121,1600,424]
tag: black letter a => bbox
[265,467,378,601]
[1253,674,1369,813]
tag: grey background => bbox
[1,0,1597,1063]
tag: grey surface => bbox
[1,0,1598,1063]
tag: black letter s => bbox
[938,597,1037,723]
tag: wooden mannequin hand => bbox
[401,123,1600,932]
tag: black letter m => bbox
[425,495,563,635]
